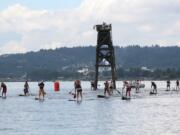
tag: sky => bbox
[0,0,180,54]
[0,0,81,10]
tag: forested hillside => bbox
[0,45,180,80]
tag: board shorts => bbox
[24,88,28,93]
[76,88,82,92]
[104,88,109,91]
[39,88,45,94]
[2,89,7,93]
[127,87,131,91]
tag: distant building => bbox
[141,66,154,72]
[77,68,89,75]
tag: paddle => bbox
[28,87,32,96]
[69,89,76,98]
[114,89,121,95]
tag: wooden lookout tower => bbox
[94,22,116,89]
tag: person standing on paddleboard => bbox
[38,81,45,100]
[136,80,140,93]
[151,81,157,94]
[104,81,110,96]
[123,81,131,98]
[167,80,171,91]
[0,82,7,98]
[74,80,82,101]
[109,80,114,95]
[91,81,95,90]
[24,81,29,96]
[176,80,179,91]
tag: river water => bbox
[0,81,180,135]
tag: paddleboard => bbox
[165,89,170,91]
[68,99,76,101]
[68,99,95,101]
[19,94,26,96]
[19,93,34,96]
[149,92,157,95]
[97,95,109,99]
[121,96,131,100]
[35,97,44,101]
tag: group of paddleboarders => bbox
[166,80,179,91]
[0,80,82,101]
[101,80,132,99]
[23,81,46,100]
[149,80,180,94]
[0,81,46,100]
[99,79,180,99]
[0,79,179,101]
[103,80,135,98]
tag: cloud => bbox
[0,0,180,54]
[0,40,26,54]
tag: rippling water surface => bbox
[0,81,180,135]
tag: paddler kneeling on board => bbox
[74,80,82,101]
[0,82,7,98]
[123,81,131,98]
[38,81,45,100]
[104,81,110,96]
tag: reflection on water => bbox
[0,81,180,135]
